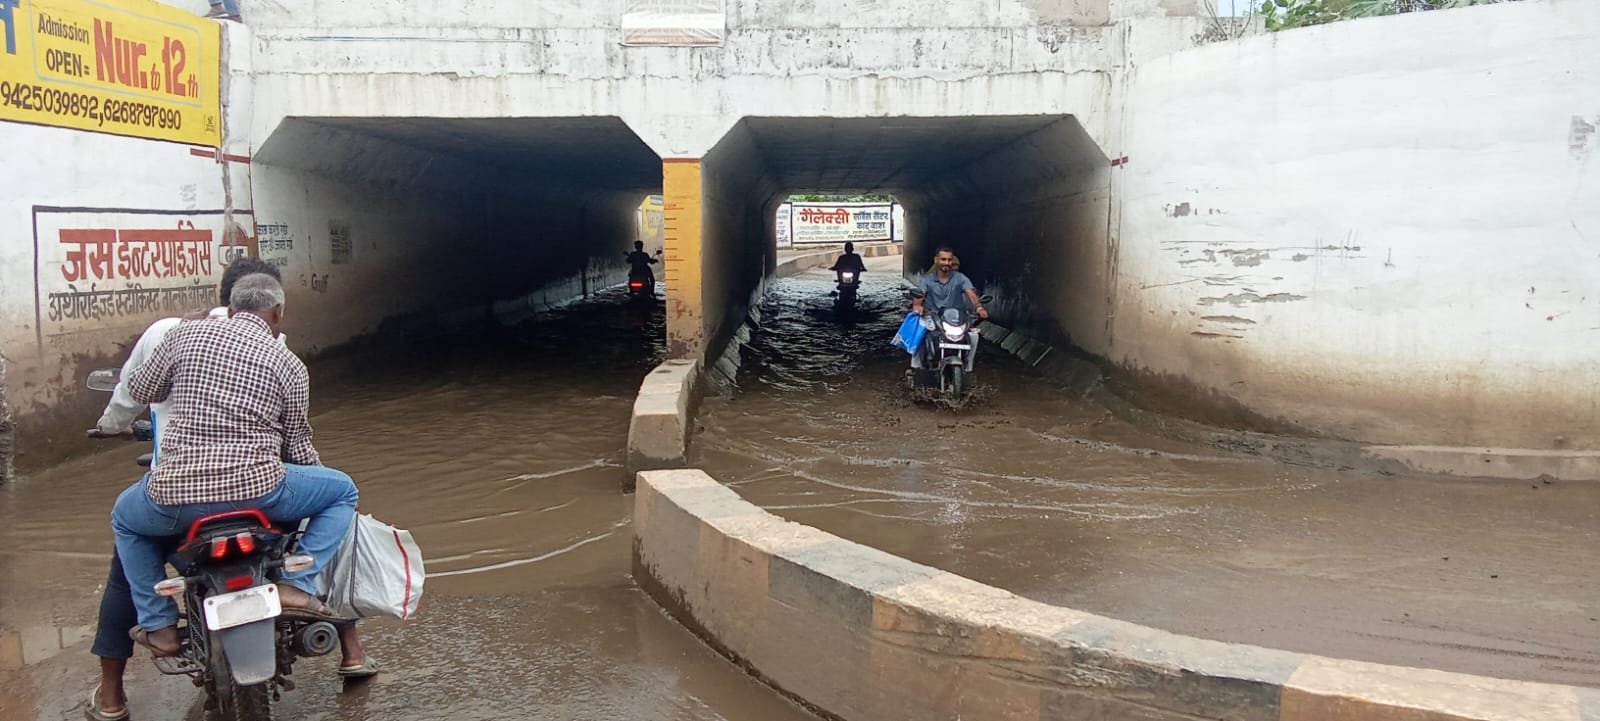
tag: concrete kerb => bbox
[624,359,701,491]
[775,242,903,278]
[633,469,1594,721]
[980,322,1600,483]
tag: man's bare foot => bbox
[275,584,340,618]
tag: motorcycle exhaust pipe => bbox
[293,621,339,657]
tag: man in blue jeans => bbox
[111,273,357,658]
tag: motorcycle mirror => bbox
[86,368,120,392]
[979,295,994,304]
[907,288,926,299]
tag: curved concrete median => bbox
[633,469,1598,721]
[624,359,701,490]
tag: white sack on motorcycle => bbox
[317,513,425,620]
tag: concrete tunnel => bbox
[248,117,662,355]
[248,114,1110,378]
[674,116,1113,368]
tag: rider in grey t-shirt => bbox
[911,247,988,368]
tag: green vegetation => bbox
[1259,0,1520,31]
[787,194,894,203]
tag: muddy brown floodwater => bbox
[0,289,816,721]
[692,257,1600,688]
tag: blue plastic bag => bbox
[892,313,925,355]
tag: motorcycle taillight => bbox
[225,575,255,592]
[209,536,229,559]
[234,531,256,555]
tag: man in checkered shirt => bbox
[110,273,359,657]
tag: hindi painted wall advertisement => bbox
[774,202,792,246]
[31,207,244,346]
[788,202,897,245]
[328,221,352,264]
[255,220,294,269]
[0,0,222,145]
[621,0,723,47]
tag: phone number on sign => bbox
[0,81,184,131]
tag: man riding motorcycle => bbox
[910,247,988,374]
[626,241,659,294]
[108,274,365,692]
[85,260,376,721]
[830,241,866,278]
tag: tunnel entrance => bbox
[691,116,1113,368]
[251,117,662,355]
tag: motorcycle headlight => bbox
[841,272,855,282]
[941,322,966,340]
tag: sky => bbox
[1214,0,1254,15]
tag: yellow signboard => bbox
[0,0,221,145]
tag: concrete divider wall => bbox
[634,469,1599,721]
[625,360,702,487]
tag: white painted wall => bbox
[1114,0,1600,449]
[0,21,253,473]
[0,122,237,469]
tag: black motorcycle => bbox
[626,271,655,301]
[907,292,992,405]
[88,370,345,721]
[626,249,662,302]
[833,269,862,308]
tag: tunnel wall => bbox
[250,121,640,358]
[696,123,782,364]
[908,119,1114,356]
[0,21,252,476]
[1113,0,1600,450]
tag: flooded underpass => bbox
[693,256,1600,688]
[0,288,817,721]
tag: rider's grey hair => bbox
[229,273,286,313]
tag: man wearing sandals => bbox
[106,274,375,699]
[87,267,376,720]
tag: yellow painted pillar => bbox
[662,159,704,359]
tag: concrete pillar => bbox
[662,158,704,359]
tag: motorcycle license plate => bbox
[202,584,282,631]
[940,343,972,350]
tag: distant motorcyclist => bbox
[626,241,659,286]
[910,247,987,371]
[830,242,866,279]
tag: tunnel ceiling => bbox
[742,116,1069,197]
[278,117,662,193]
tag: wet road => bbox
[0,289,815,721]
[692,257,1600,687]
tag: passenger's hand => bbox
[977,306,989,320]
[94,415,131,437]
